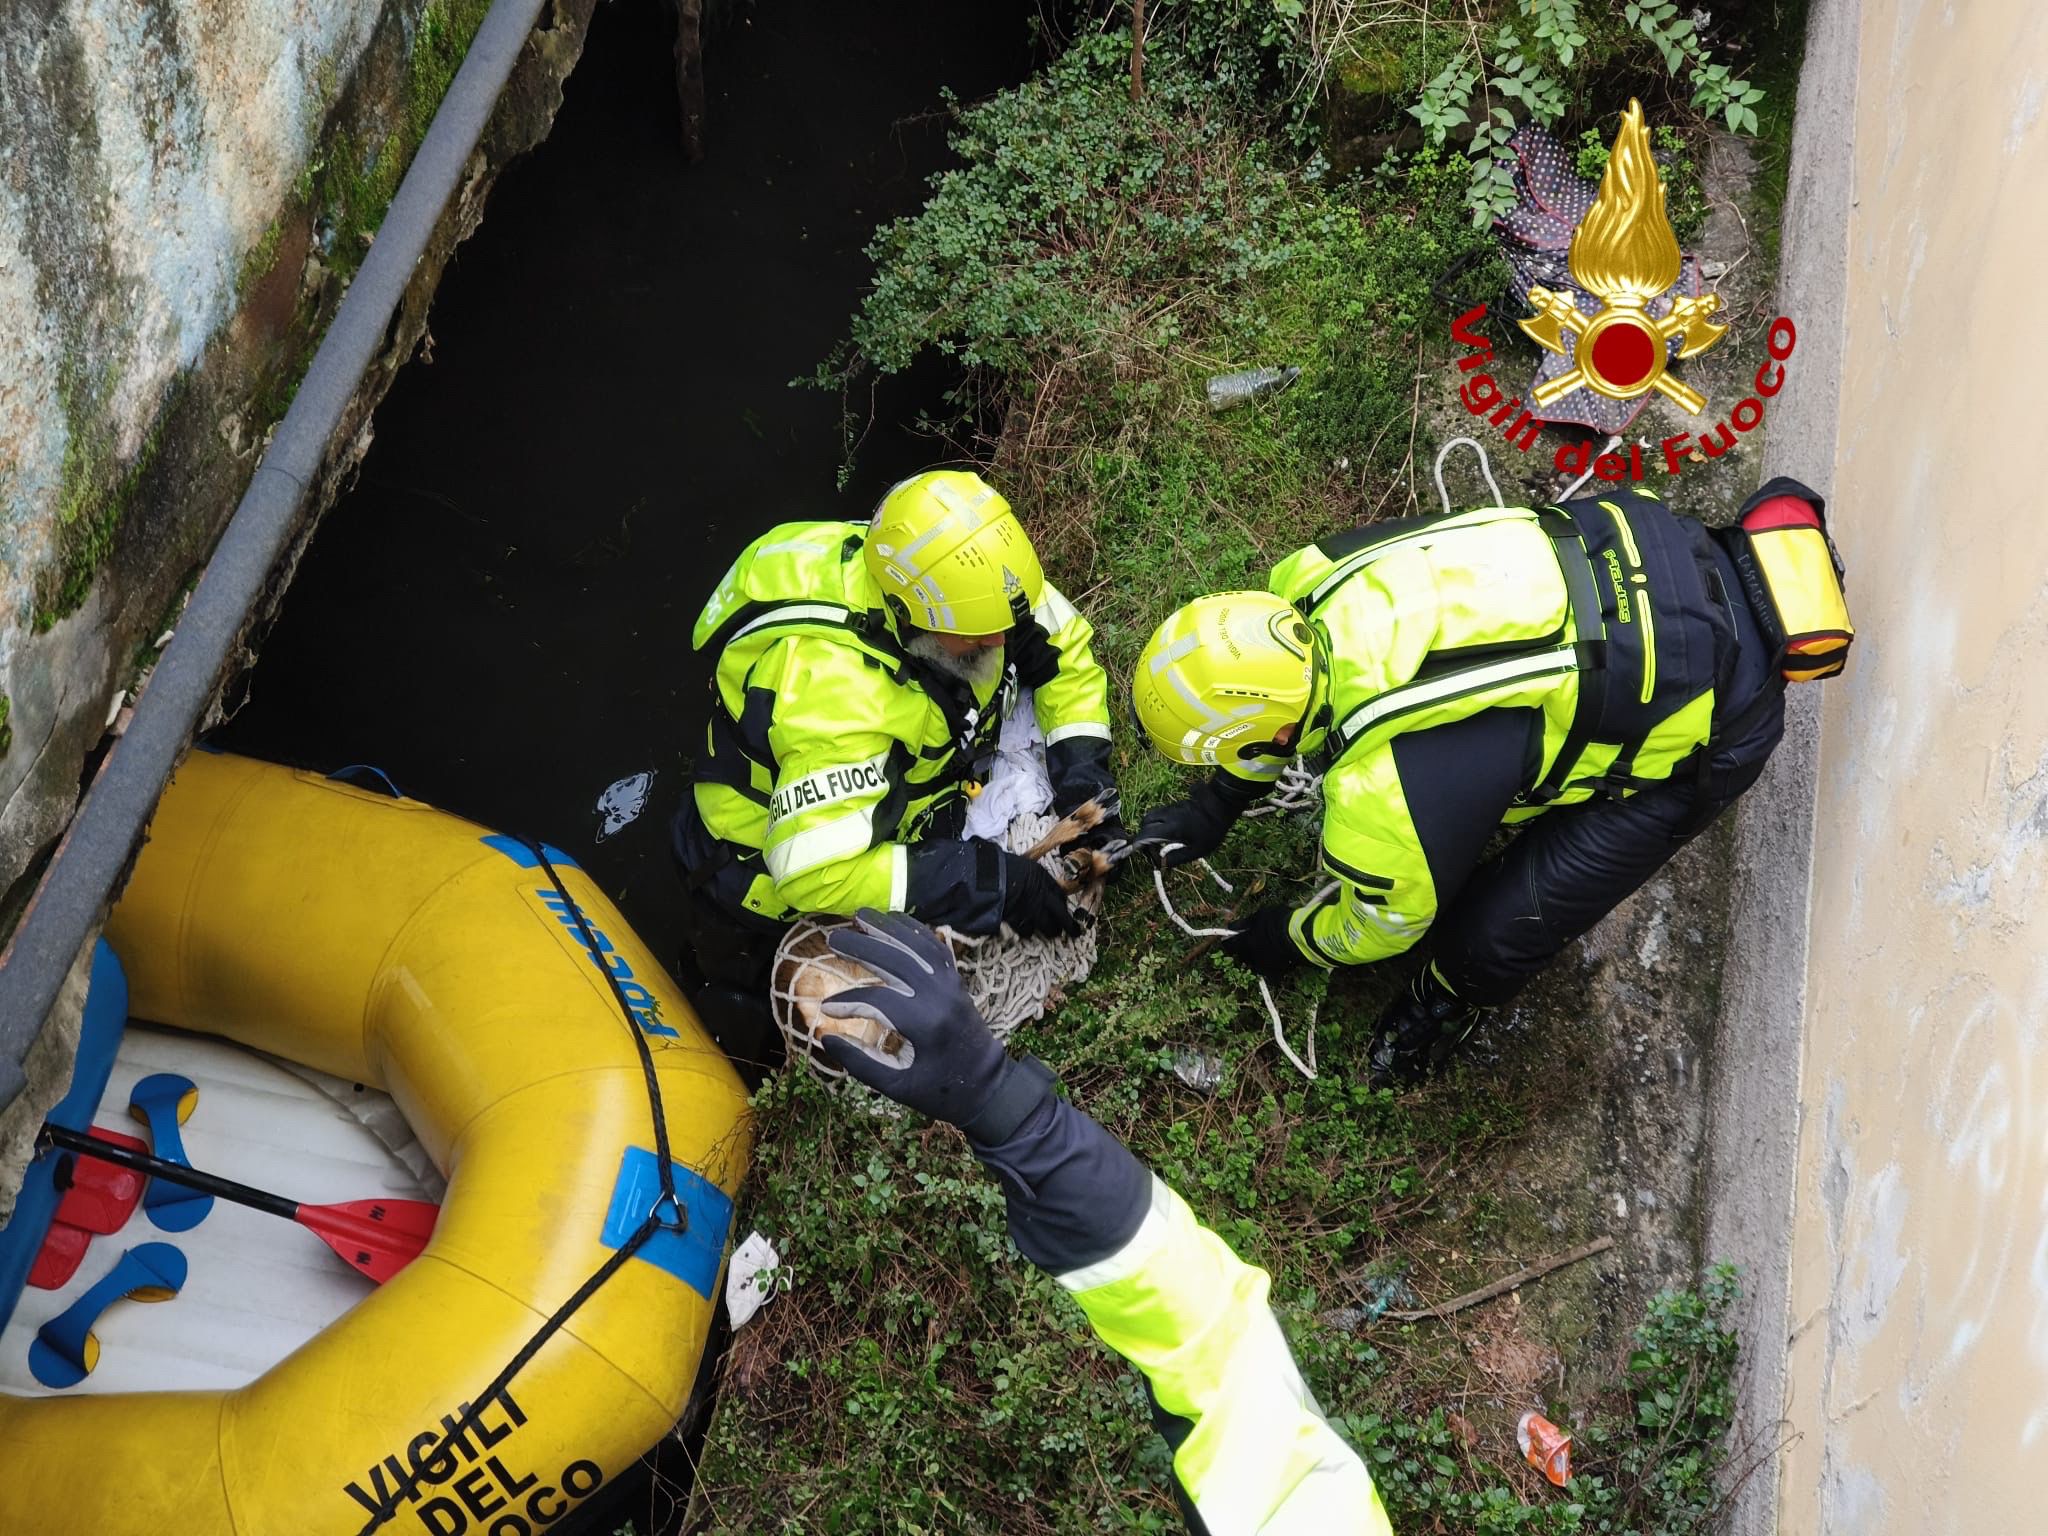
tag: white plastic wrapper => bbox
[724,1230,782,1329]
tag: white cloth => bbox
[964,692,1054,842]
[724,1230,782,1328]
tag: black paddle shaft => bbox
[41,1122,301,1221]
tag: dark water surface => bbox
[216,0,1032,965]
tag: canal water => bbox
[214,0,1032,991]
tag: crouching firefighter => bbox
[1131,479,1850,1083]
[816,910,1395,1535]
[673,470,1120,1050]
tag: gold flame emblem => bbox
[1519,100,1725,413]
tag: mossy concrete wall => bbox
[0,0,595,919]
[0,0,597,1215]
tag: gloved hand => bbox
[1007,593,1061,690]
[1057,782,1129,859]
[1136,772,1261,868]
[1368,968,1485,1086]
[1220,905,1305,979]
[1048,738,1124,862]
[1001,851,1084,940]
[1078,808,1131,857]
[820,910,1056,1142]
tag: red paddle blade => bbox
[297,1199,439,1286]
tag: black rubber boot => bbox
[1368,966,1486,1086]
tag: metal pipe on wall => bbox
[0,0,554,1088]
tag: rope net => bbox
[772,809,1101,1083]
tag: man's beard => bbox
[905,630,1005,694]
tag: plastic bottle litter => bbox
[1518,1410,1573,1487]
[1206,365,1301,412]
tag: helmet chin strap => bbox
[1234,644,1330,764]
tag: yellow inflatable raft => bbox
[0,750,752,1535]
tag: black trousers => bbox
[1427,692,1784,1005]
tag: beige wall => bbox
[1779,0,2048,1529]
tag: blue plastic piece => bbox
[129,1074,213,1233]
[598,1147,734,1299]
[327,763,405,798]
[29,1243,187,1389]
[0,941,128,1335]
[478,834,580,871]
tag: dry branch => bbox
[1383,1236,1616,1323]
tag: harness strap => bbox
[699,593,1011,874]
[702,596,910,677]
[1327,643,1580,763]
[1525,507,1611,804]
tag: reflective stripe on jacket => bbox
[1060,1178,1393,1533]
[981,1095,1392,1535]
[1251,489,1730,968]
[689,521,1110,923]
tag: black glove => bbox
[1220,905,1305,979]
[1077,808,1130,857]
[1135,771,1264,868]
[1047,738,1124,861]
[1368,968,1485,1086]
[1001,851,1084,940]
[819,910,1056,1143]
[1007,593,1061,690]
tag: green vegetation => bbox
[700,8,1778,1530]
[36,361,173,630]
[1745,0,1814,266]
[312,0,490,279]
[1401,0,1764,223]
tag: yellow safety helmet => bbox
[864,470,1044,636]
[1133,592,1325,766]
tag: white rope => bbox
[1552,433,1624,503]
[1242,757,1323,819]
[1434,435,1504,514]
[1151,846,1319,1081]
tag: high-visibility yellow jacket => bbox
[688,521,1112,931]
[982,1095,1393,1534]
[1238,489,1734,969]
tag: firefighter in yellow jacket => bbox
[818,909,1394,1535]
[673,470,1119,1027]
[1133,482,1814,1083]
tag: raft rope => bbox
[352,839,688,1536]
[1150,845,1324,1082]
